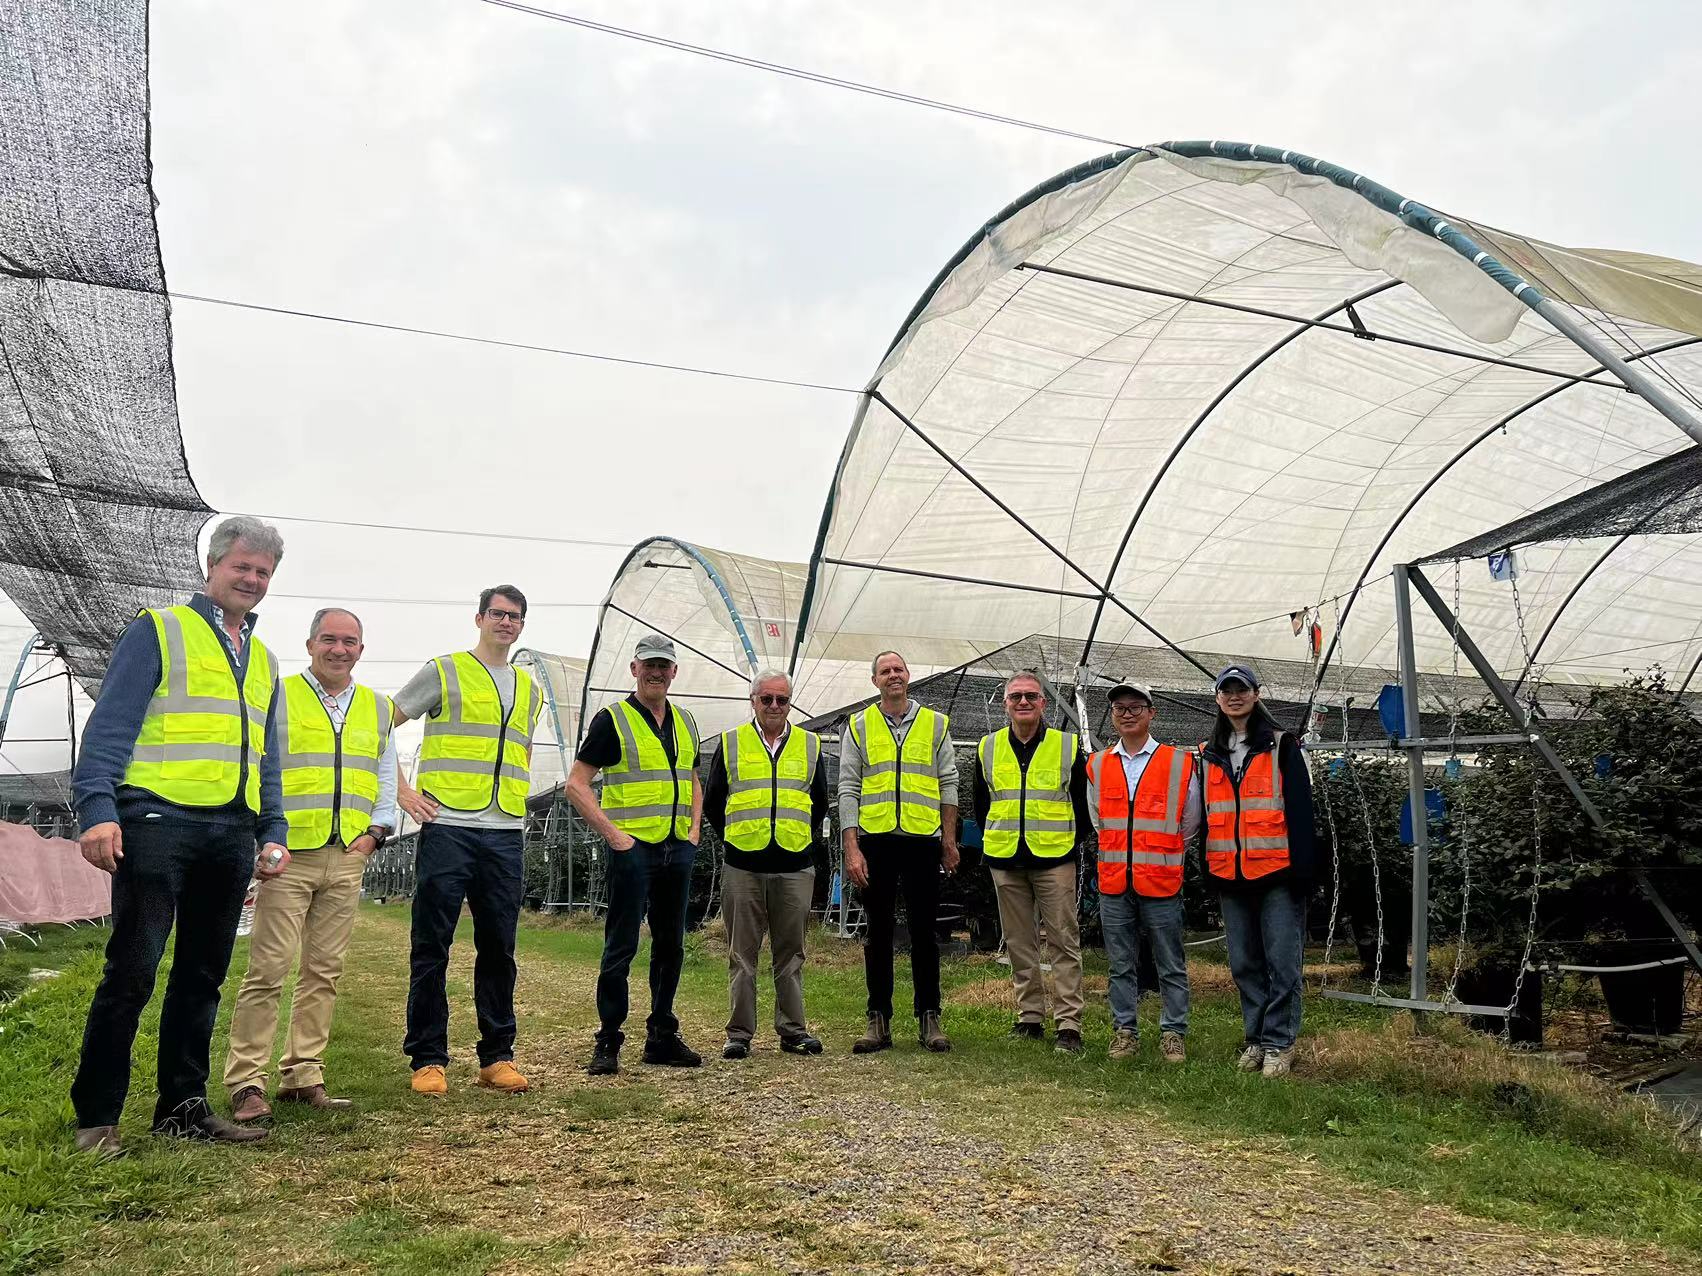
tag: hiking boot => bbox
[587,1039,621,1076]
[1261,1047,1294,1079]
[780,1033,824,1056]
[477,1061,530,1093]
[722,1039,750,1060]
[230,1085,272,1123]
[153,1098,269,1143]
[73,1125,122,1158]
[1011,1020,1044,1041]
[411,1065,448,1096]
[852,1013,892,1054]
[919,1012,951,1053]
[641,1033,702,1068]
[1054,1028,1084,1055]
[275,1084,353,1111]
[1160,1031,1187,1064]
[1236,1043,1265,1073]
[1109,1027,1139,1061]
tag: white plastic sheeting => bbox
[579,538,811,741]
[512,648,587,793]
[790,146,1702,713]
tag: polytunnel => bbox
[787,142,1702,723]
[578,537,811,741]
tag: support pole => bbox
[0,631,41,750]
[1393,567,1429,1003]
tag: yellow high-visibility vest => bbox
[851,704,945,836]
[979,727,1078,859]
[416,653,536,818]
[719,722,819,852]
[121,605,276,812]
[277,673,392,849]
[600,700,697,842]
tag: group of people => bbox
[64,515,1313,1156]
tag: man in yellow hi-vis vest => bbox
[224,607,399,1122]
[971,671,1094,1054]
[69,516,290,1153]
[392,585,540,1098]
[566,633,703,1077]
[704,669,829,1060]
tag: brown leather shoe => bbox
[230,1086,272,1123]
[919,1011,951,1053]
[276,1084,353,1111]
[852,1013,892,1054]
[74,1125,123,1158]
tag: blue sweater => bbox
[71,593,287,845]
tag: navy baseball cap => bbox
[1214,664,1260,691]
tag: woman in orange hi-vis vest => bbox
[1199,665,1316,1079]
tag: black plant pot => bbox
[1599,961,1686,1036]
[1453,964,1544,1046]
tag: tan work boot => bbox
[1108,1027,1139,1060]
[852,1013,892,1054]
[1160,1031,1186,1064]
[478,1061,530,1093]
[919,1012,951,1053]
[230,1085,272,1123]
[1261,1048,1293,1079]
[411,1065,448,1096]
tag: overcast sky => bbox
[5,0,1701,776]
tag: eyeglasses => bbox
[1005,691,1042,704]
[1110,701,1151,716]
[484,608,524,623]
[756,694,790,707]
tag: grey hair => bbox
[207,515,285,566]
[749,667,791,696]
[1003,670,1044,698]
[870,649,906,676]
[309,607,363,639]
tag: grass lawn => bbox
[1,904,1697,1274]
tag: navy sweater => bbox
[70,593,287,845]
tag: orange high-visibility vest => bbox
[1087,743,1193,898]
[1202,733,1291,882]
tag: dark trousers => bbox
[860,834,943,1019]
[595,836,696,1046]
[70,815,254,1127]
[403,823,523,1069]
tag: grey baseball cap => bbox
[1214,663,1260,691]
[634,633,677,663]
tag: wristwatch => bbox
[365,825,390,851]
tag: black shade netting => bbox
[1,0,209,695]
[1427,445,1702,563]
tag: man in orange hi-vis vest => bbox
[1086,682,1200,1064]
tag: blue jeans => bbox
[1099,891,1189,1035]
[404,824,524,1069]
[595,837,696,1046]
[71,813,254,1127]
[1220,884,1306,1051]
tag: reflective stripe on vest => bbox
[121,605,276,812]
[979,727,1078,859]
[277,674,392,850]
[416,653,536,817]
[719,722,819,852]
[1087,744,1193,897]
[601,700,697,841]
[1202,732,1291,882]
[851,704,944,836]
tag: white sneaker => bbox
[1236,1044,1264,1072]
[1261,1047,1293,1078]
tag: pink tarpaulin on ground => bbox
[0,822,111,923]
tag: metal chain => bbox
[1502,566,1544,1041]
[1345,747,1387,996]
[1443,559,1472,1003]
[1318,596,1348,985]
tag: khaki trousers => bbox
[990,861,1083,1031]
[224,844,365,1095]
[722,864,814,1042]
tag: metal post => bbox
[1392,567,1429,1002]
[0,631,41,749]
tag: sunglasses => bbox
[1005,690,1042,704]
[756,694,791,707]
